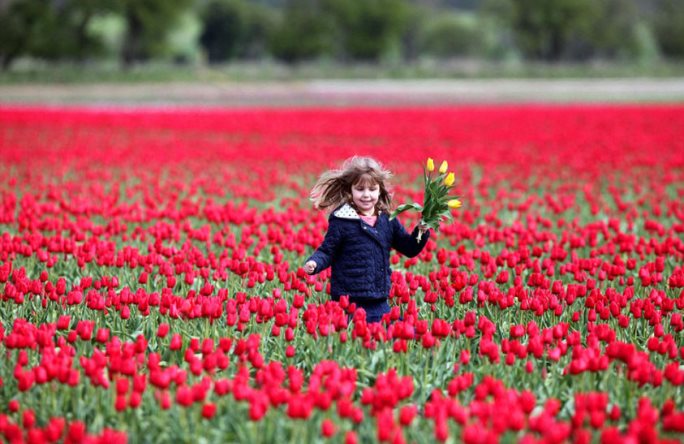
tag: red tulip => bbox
[321,418,336,437]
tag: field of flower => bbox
[0,105,683,443]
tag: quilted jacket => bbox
[306,203,430,300]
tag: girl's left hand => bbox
[417,223,430,236]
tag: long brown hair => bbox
[310,156,393,214]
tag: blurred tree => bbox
[199,0,274,62]
[417,11,484,58]
[324,0,409,61]
[398,4,430,61]
[488,0,598,61]
[652,0,684,58]
[0,0,116,70]
[480,0,518,60]
[32,0,118,62]
[269,0,333,63]
[585,0,656,60]
[118,0,194,66]
[0,0,49,70]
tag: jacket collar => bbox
[333,203,360,220]
[334,203,386,244]
[332,203,384,220]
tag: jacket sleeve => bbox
[305,217,341,273]
[390,217,430,258]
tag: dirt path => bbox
[1,78,684,107]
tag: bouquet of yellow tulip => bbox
[391,158,462,242]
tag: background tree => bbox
[0,0,117,70]
[32,0,118,62]
[506,0,598,61]
[269,0,333,63]
[323,0,408,62]
[0,0,50,70]
[584,0,657,60]
[652,0,684,58]
[0,0,682,70]
[480,0,518,60]
[199,0,274,63]
[118,0,194,66]
[417,11,484,58]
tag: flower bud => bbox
[426,158,435,171]
[444,172,455,186]
[439,160,448,174]
[448,199,462,208]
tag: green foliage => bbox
[0,0,117,70]
[323,0,409,62]
[118,0,195,65]
[417,11,484,58]
[199,0,275,63]
[87,14,128,58]
[269,0,409,63]
[586,0,638,59]
[482,0,665,63]
[509,0,599,61]
[166,11,203,64]
[269,0,334,63]
[31,0,117,62]
[577,0,660,62]
[478,0,519,60]
[0,0,49,70]
[0,0,683,71]
[652,0,684,58]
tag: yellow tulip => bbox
[444,172,455,186]
[448,199,462,209]
[439,160,448,174]
[426,158,435,172]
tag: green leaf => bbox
[390,202,423,219]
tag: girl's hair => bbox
[310,156,393,213]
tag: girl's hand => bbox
[417,223,430,236]
[304,260,317,275]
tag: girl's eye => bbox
[354,185,377,192]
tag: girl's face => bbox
[351,178,380,216]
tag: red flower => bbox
[399,405,417,426]
[321,419,336,437]
[157,323,170,338]
[285,345,295,358]
[345,431,358,444]
[66,421,86,443]
[23,409,35,428]
[176,385,193,407]
[8,399,20,412]
[170,333,183,350]
[115,394,127,412]
[202,403,217,419]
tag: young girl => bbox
[303,156,430,323]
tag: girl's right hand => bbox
[304,260,317,275]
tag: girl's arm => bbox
[390,217,430,258]
[304,218,341,273]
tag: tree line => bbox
[1,0,682,71]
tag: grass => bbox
[2,58,684,84]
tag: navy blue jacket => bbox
[306,203,430,301]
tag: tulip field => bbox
[1,104,684,443]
